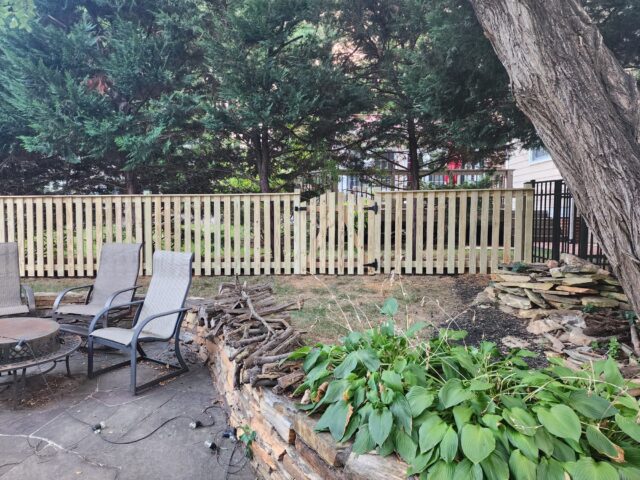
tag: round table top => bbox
[0,317,60,346]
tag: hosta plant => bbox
[289,299,640,479]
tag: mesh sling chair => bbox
[0,242,35,317]
[87,251,193,395]
[52,243,142,336]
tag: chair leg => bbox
[130,341,138,395]
[174,334,187,372]
[87,336,94,378]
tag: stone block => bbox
[293,413,351,467]
[344,452,407,480]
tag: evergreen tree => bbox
[0,0,206,194]
[200,0,369,192]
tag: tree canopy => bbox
[0,0,638,193]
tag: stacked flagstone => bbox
[480,254,632,315]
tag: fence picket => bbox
[426,192,435,274]
[447,191,456,274]
[85,198,94,276]
[44,198,54,276]
[243,198,251,275]
[309,197,317,275]
[35,198,44,276]
[253,196,261,274]
[514,191,524,262]
[468,191,478,274]
[436,192,446,274]
[457,191,467,273]
[233,196,241,274]
[405,193,414,274]
[26,198,35,277]
[283,196,292,274]
[503,191,513,263]
[357,195,365,274]
[415,192,424,274]
[264,196,271,275]
[214,197,221,274]
[274,195,282,275]
[383,193,391,274]
[195,197,202,275]
[319,193,327,274]
[491,191,501,272]
[479,191,490,274]
[205,197,212,275]
[223,196,231,275]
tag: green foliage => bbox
[583,303,598,314]
[0,0,35,31]
[238,424,257,459]
[291,299,640,478]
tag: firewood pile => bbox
[197,279,306,393]
[475,253,640,364]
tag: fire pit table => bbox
[0,317,81,407]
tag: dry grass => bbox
[25,274,487,344]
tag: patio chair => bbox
[52,243,143,336]
[87,251,193,395]
[0,242,35,317]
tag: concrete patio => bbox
[0,344,256,480]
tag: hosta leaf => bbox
[508,450,536,480]
[378,435,395,456]
[550,437,576,462]
[570,391,618,419]
[381,369,403,392]
[603,358,625,389]
[567,457,619,480]
[439,379,472,409]
[369,407,393,446]
[534,428,554,456]
[390,395,412,433]
[481,451,510,480]
[394,429,417,463]
[537,405,582,442]
[380,298,398,317]
[618,466,640,480]
[315,400,351,441]
[355,348,381,372]
[306,360,330,384]
[482,414,503,431]
[502,407,538,436]
[302,348,321,372]
[461,424,496,464]
[419,415,448,452]
[506,429,538,461]
[453,405,473,432]
[408,451,433,476]
[537,457,565,480]
[352,424,376,455]
[440,426,458,463]
[381,386,395,405]
[341,412,361,443]
[586,425,624,462]
[454,459,483,480]
[407,386,435,417]
[333,352,358,378]
[616,414,640,443]
[427,460,455,480]
[470,379,493,391]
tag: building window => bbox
[529,147,551,164]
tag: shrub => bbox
[289,299,640,479]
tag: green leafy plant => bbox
[290,298,640,479]
[607,338,621,359]
[238,425,257,459]
[583,303,598,314]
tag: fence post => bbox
[551,179,563,261]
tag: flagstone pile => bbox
[475,254,639,366]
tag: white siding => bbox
[506,146,561,187]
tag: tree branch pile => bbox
[198,279,306,393]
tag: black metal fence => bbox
[529,179,608,267]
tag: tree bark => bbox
[124,170,138,194]
[407,117,421,190]
[251,127,271,193]
[467,0,640,314]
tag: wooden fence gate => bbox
[0,187,533,277]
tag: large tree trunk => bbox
[467,0,640,315]
[407,117,421,190]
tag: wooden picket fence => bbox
[0,188,533,277]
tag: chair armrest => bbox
[20,285,36,312]
[104,285,143,311]
[88,300,145,335]
[52,285,94,311]
[132,308,191,340]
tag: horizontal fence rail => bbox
[0,187,533,277]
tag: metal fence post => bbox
[551,179,563,260]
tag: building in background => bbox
[505,146,561,187]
